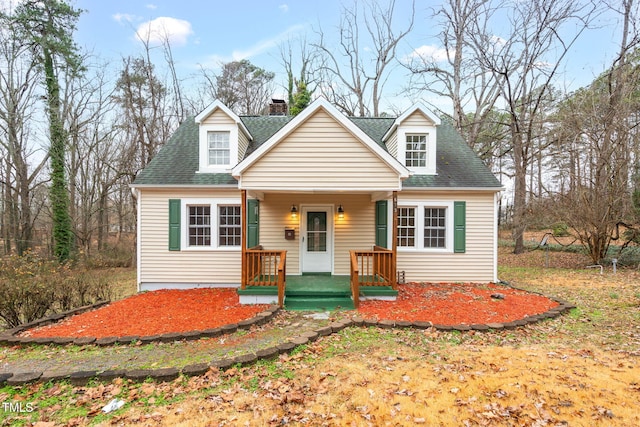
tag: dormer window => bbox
[195,100,251,174]
[382,105,440,176]
[405,134,427,168]
[208,131,230,166]
[396,127,436,175]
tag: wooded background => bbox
[1,0,639,265]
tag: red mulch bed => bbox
[22,283,558,339]
[23,288,269,339]
[358,282,558,324]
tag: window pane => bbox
[219,205,241,246]
[424,207,446,248]
[208,131,230,165]
[397,207,416,247]
[306,212,327,252]
[188,205,211,246]
[405,134,427,168]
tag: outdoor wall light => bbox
[337,204,345,219]
[290,205,298,220]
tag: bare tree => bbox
[407,0,505,162]
[473,0,596,254]
[0,10,49,255]
[555,0,640,263]
[314,0,414,116]
[279,36,322,114]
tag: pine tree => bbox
[11,0,83,262]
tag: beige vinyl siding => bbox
[238,129,250,162]
[138,188,242,286]
[386,131,398,157]
[241,109,400,190]
[258,193,375,275]
[201,108,236,125]
[401,110,435,126]
[396,191,497,283]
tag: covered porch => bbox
[239,190,400,309]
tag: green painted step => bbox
[284,296,355,311]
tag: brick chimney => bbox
[269,99,288,116]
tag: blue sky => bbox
[72,0,623,114]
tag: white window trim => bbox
[397,126,437,175]
[198,124,239,173]
[397,201,454,253]
[181,198,242,251]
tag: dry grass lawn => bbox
[2,248,639,426]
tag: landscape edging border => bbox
[0,298,575,386]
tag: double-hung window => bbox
[208,131,230,166]
[397,202,453,251]
[218,205,241,247]
[424,207,446,248]
[188,205,211,246]
[179,199,241,250]
[405,134,427,168]
[397,207,416,247]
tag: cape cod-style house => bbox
[131,98,502,309]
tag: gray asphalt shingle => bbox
[132,113,501,189]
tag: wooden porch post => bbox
[241,189,247,289]
[392,191,398,289]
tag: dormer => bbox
[383,104,441,175]
[194,100,252,173]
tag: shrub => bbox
[82,242,134,268]
[609,246,640,268]
[552,223,570,237]
[0,253,116,329]
[0,253,61,328]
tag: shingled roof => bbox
[132,113,501,189]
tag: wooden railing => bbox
[349,246,397,308]
[350,251,361,308]
[242,246,287,308]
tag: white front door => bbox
[301,206,333,273]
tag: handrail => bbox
[242,247,287,308]
[350,251,360,308]
[350,247,397,290]
[277,252,286,308]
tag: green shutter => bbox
[375,200,388,248]
[454,201,466,253]
[247,199,259,248]
[168,199,181,251]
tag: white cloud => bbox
[146,4,158,10]
[490,35,507,47]
[406,45,450,63]
[113,13,136,24]
[230,23,305,61]
[135,17,193,46]
[279,4,289,13]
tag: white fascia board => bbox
[129,184,239,189]
[234,186,404,193]
[401,186,504,192]
[382,103,442,142]
[232,97,409,179]
[194,99,252,140]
